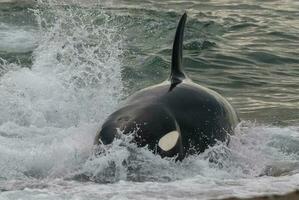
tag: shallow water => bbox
[0,0,299,199]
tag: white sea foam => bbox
[1,1,299,200]
[0,0,123,182]
[0,23,38,53]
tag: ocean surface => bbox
[0,0,299,199]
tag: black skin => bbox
[94,13,239,161]
[94,80,239,160]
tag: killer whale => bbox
[94,13,239,160]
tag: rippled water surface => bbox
[0,0,299,199]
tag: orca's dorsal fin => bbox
[169,12,188,86]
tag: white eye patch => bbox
[158,131,179,152]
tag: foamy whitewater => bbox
[0,1,299,199]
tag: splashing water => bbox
[76,122,299,183]
[0,0,299,200]
[0,0,123,182]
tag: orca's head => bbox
[94,13,190,161]
[94,104,185,160]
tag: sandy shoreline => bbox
[223,190,299,200]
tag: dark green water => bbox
[116,1,299,125]
[0,1,299,199]
[1,0,298,125]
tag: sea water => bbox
[0,1,299,199]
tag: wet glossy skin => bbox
[94,13,239,161]
[94,79,239,160]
